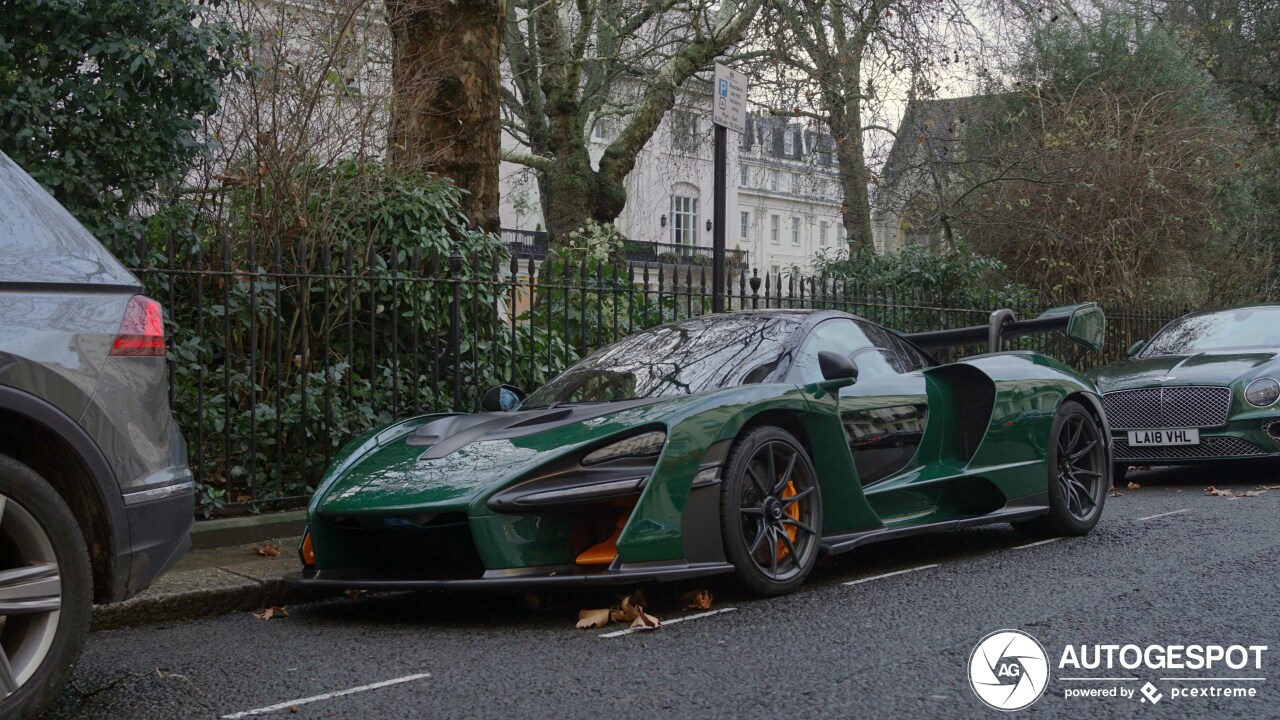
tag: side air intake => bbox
[927,365,996,463]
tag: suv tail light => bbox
[110,295,166,356]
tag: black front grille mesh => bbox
[1103,386,1231,429]
[1115,436,1265,461]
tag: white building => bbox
[499,98,846,275]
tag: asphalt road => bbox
[49,462,1280,720]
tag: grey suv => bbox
[0,151,193,718]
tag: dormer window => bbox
[783,127,795,155]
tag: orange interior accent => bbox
[777,480,800,560]
[300,532,316,566]
[575,516,625,566]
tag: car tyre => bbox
[719,426,823,596]
[0,454,92,720]
[1013,400,1109,538]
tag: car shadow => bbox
[1125,458,1280,487]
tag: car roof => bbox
[0,150,140,289]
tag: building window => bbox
[592,117,614,141]
[671,195,699,247]
[671,111,699,154]
[837,224,846,244]
[768,170,779,192]
[819,221,829,246]
[770,264,780,276]
[815,179,826,198]
[740,164,748,187]
[770,214,780,244]
[740,211,750,240]
[783,127,795,155]
[791,217,801,245]
[790,173,799,194]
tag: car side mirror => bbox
[481,384,526,411]
[1126,339,1145,358]
[818,351,858,389]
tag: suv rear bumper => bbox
[118,471,194,598]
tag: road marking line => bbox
[1061,678,1140,681]
[221,673,432,718]
[1138,509,1188,521]
[1011,538,1061,550]
[843,564,939,586]
[599,607,737,638]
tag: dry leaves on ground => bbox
[1259,485,1280,491]
[253,606,289,620]
[1205,486,1264,498]
[575,590,661,631]
[1126,481,1142,490]
[251,543,280,557]
[680,589,713,610]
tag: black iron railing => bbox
[130,239,1181,515]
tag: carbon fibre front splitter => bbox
[285,561,736,591]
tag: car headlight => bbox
[1246,377,1280,407]
[581,430,666,465]
[487,429,667,512]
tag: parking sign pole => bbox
[711,63,746,314]
[712,123,727,313]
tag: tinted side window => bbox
[888,333,933,370]
[792,319,904,384]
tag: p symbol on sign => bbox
[719,79,728,97]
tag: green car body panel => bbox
[295,310,1109,590]
[1090,304,1280,466]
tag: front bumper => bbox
[286,561,734,591]
[1111,419,1280,464]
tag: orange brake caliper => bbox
[777,480,800,560]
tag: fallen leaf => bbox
[1260,485,1280,491]
[1126,481,1141,490]
[630,611,661,631]
[609,591,646,624]
[681,589,713,610]
[288,706,298,714]
[343,589,368,601]
[251,543,280,557]
[1109,491,1123,498]
[576,608,611,629]
[253,606,289,620]
[1206,486,1264,498]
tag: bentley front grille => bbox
[1103,386,1232,430]
[1114,436,1266,461]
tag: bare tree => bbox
[386,0,505,233]
[754,0,979,250]
[502,0,762,244]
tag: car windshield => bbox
[1141,306,1280,356]
[522,315,800,407]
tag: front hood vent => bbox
[407,399,660,460]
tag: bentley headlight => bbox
[582,430,667,465]
[1246,377,1280,407]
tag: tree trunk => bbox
[828,88,874,250]
[386,0,505,234]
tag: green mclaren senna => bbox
[293,305,1111,596]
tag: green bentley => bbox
[1092,304,1280,481]
[293,305,1110,596]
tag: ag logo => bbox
[969,630,1050,711]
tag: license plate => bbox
[1126,428,1200,446]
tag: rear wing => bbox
[903,303,1105,353]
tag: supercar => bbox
[293,305,1110,596]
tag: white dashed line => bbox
[221,673,432,718]
[1137,509,1189,521]
[843,564,939,586]
[599,607,737,638]
[1011,538,1062,550]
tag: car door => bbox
[791,319,930,486]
